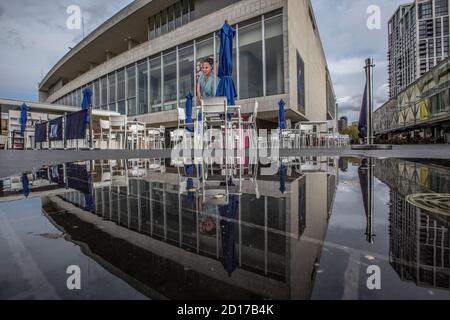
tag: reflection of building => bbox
[389,191,450,290]
[37,0,337,129]
[375,158,450,290]
[388,0,449,99]
[30,157,338,299]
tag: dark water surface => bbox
[0,157,449,300]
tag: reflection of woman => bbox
[196,58,218,101]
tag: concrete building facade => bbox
[38,0,337,130]
[388,0,449,99]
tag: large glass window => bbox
[265,15,284,96]
[137,60,148,115]
[100,76,107,110]
[239,19,263,99]
[108,73,116,112]
[297,51,306,114]
[163,51,177,111]
[127,65,137,116]
[117,69,125,114]
[435,0,448,17]
[178,44,194,103]
[150,56,162,113]
[93,80,100,108]
[117,69,125,101]
[76,88,82,107]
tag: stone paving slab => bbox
[0,145,449,179]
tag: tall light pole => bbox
[364,58,375,146]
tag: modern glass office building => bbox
[39,0,337,129]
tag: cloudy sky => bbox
[0,0,407,122]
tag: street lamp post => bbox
[365,58,375,146]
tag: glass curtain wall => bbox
[265,14,284,96]
[53,11,284,116]
[117,69,126,115]
[238,18,263,99]
[138,60,149,115]
[178,44,195,104]
[108,73,116,112]
[127,65,137,116]
[93,80,100,109]
[100,76,107,110]
[150,56,162,113]
[163,51,177,111]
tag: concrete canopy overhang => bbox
[39,0,176,93]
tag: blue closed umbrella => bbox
[81,87,93,124]
[278,99,286,130]
[279,163,286,194]
[185,92,194,133]
[20,103,29,137]
[21,174,30,198]
[216,22,237,107]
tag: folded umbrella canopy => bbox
[81,87,93,124]
[278,99,286,130]
[20,103,29,137]
[185,92,194,133]
[216,22,237,107]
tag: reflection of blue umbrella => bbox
[216,22,237,107]
[219,194,238,276]
[21,174,30,198]
[187,178,195,203]
[279,163,286,194]
[358,82,367,140]
[185,164,195,203]
[81,87,93,124]
[278,99,286,130]
[20,103,29,137]
[185,92,194,133]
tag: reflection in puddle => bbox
[0,157,449,300]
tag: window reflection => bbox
[178,45,194,103]
[150,56,162,113]
[138,61,148,115]
[127,65,137,116]
[163,51,177,111]
[239,19,263,99]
